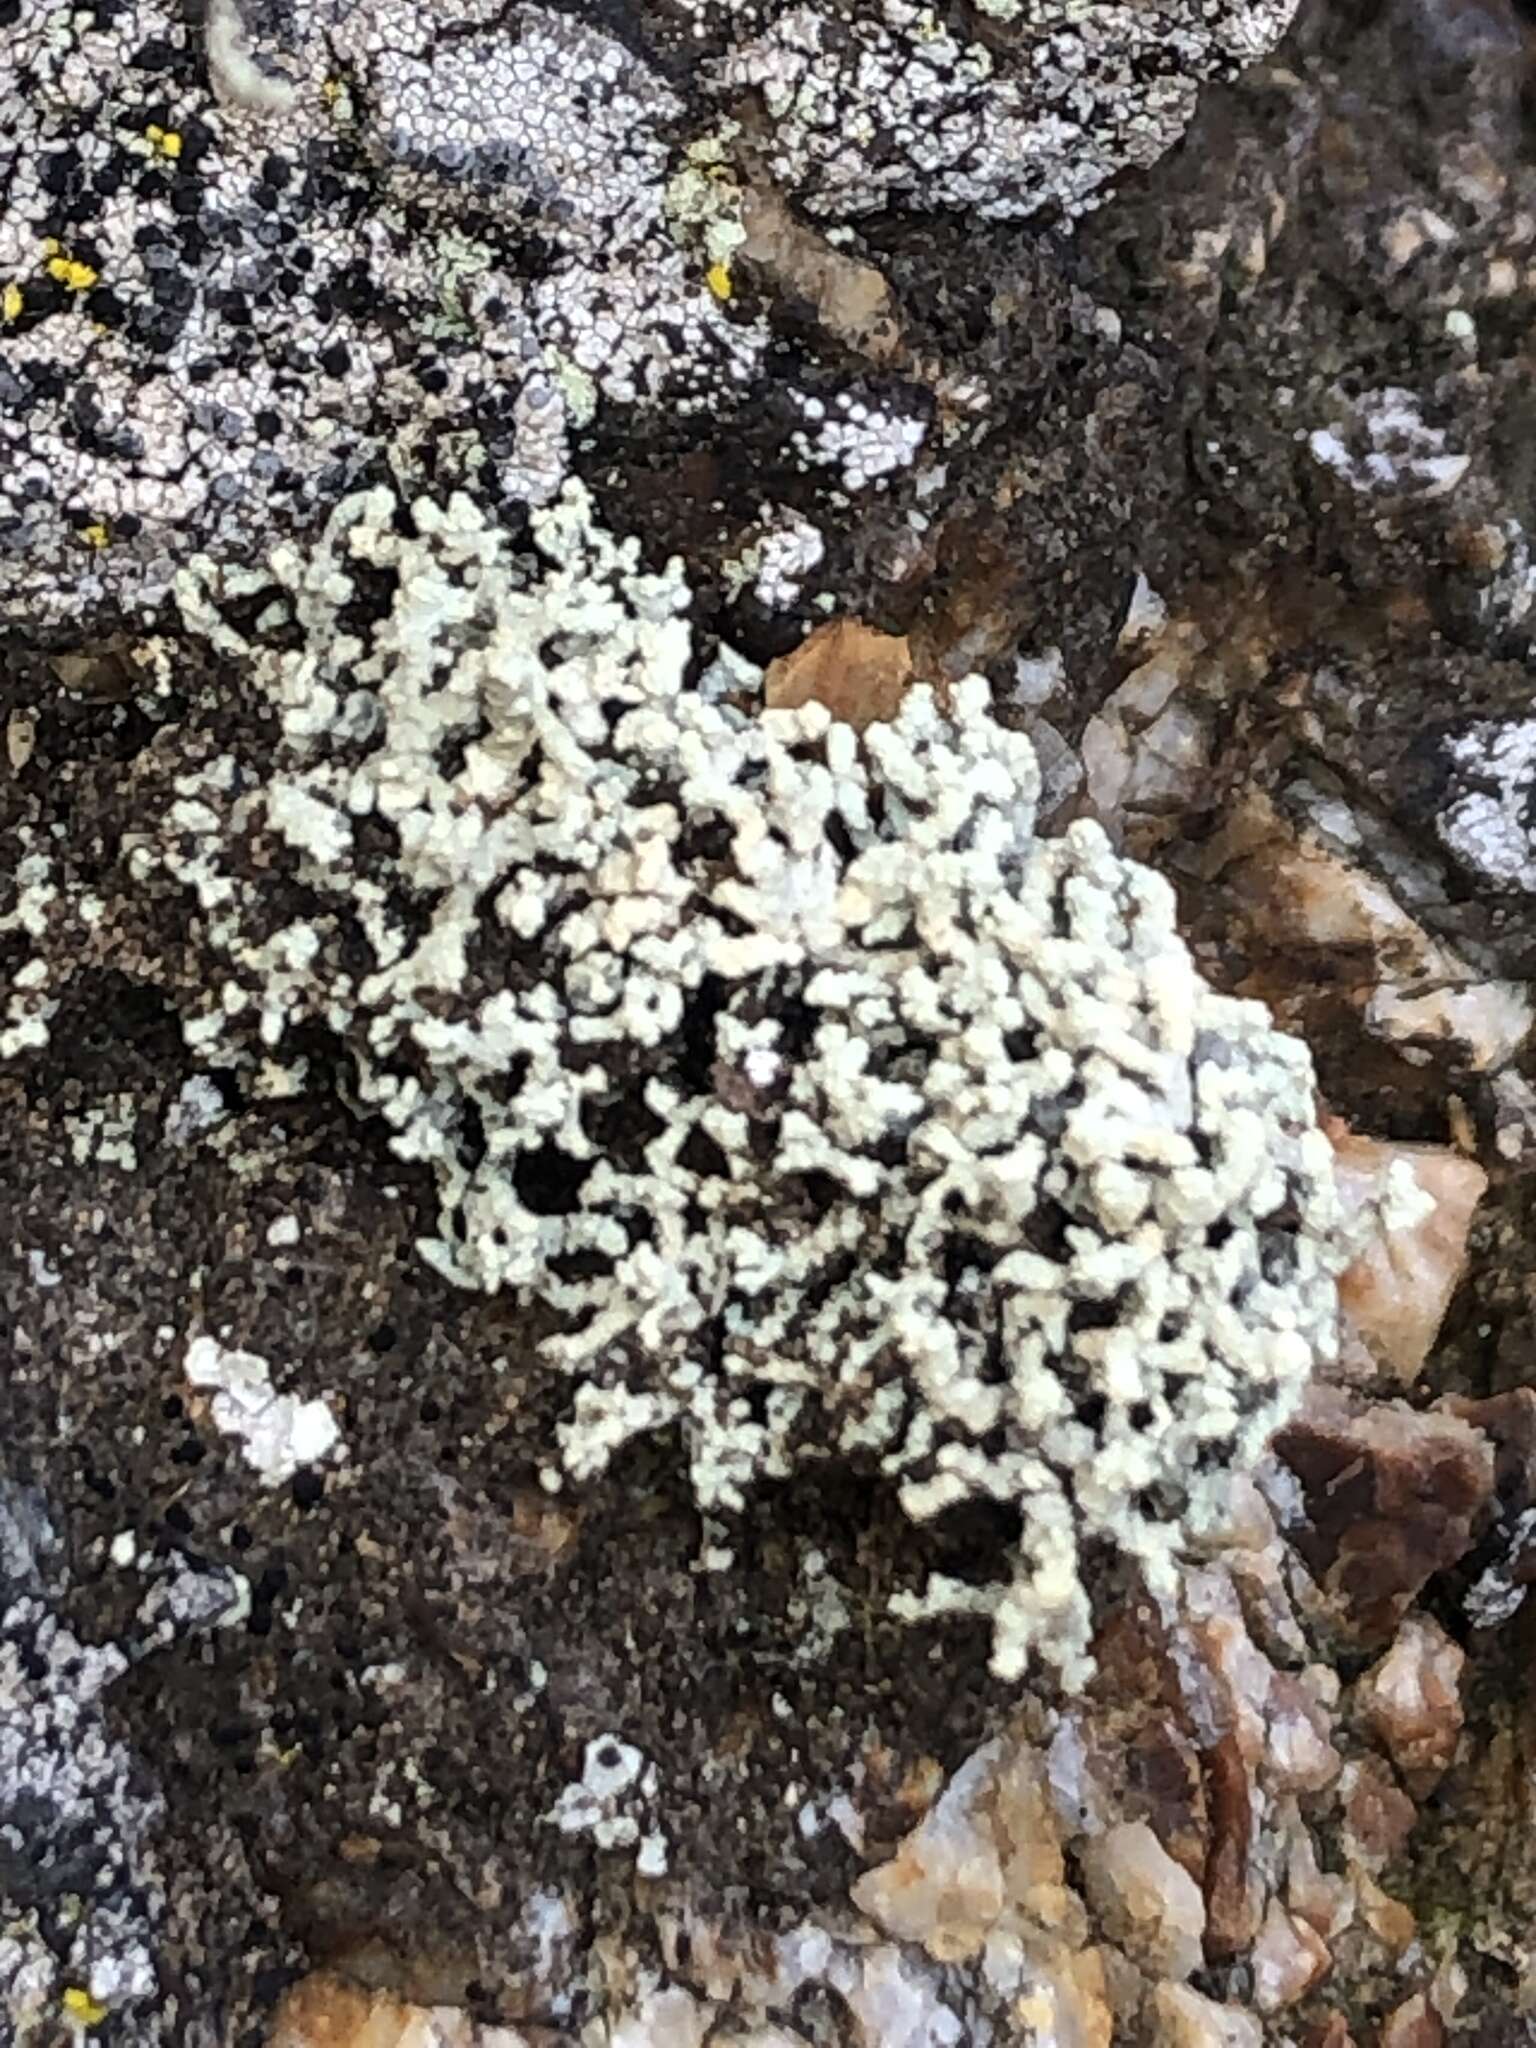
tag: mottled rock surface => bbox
[9,0,1536,2041]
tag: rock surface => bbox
[8,0,1536,2040]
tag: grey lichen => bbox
[129,479,1350,1684]
[721,0,1294,220]
[0,1487,164,2037]
[2,0,1297,630]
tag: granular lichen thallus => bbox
[129,481,1353,1686]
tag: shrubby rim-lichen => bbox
[68,476,1366,1686]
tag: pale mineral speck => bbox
[163,1075,229,1147]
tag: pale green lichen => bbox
[143,480,1358,1686]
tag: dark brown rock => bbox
[1448,1390,1536,1511]
[1201,1733,1256,1960]
[1338,1758,1419,1873]
[1088,1604,1209,1884]
[1274,1390,1497,1637]
[1302,2017,1359,2048]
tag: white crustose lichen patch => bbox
[720,0,1296,221]
[544,1735,666,1871]
[1307,387,1472,502]
[1435,718,1536,895]
[183,1335,341,1487]
[3,0,1297,629]
[144,480,1350,1684]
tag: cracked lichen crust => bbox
[0,1481,267,2042]
[0,1487,163,2038]
[1,0,1294,629]
[125,481,1347,1684]
[722,0,1293,220]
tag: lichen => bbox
[127,478,1354,1684]
[0,1487,164,2037]
[1,0,1297,631]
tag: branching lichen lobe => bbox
[122,479,1355,1685]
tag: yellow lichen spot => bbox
[145,123,183,159]
[322,77,342,104]
[81,523,110,550]
[62,1988,109,2028]
[706,261,733,302]
[46,255,99,292]
[2,282,21,322]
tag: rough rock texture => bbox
[10,0,1536,2040]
